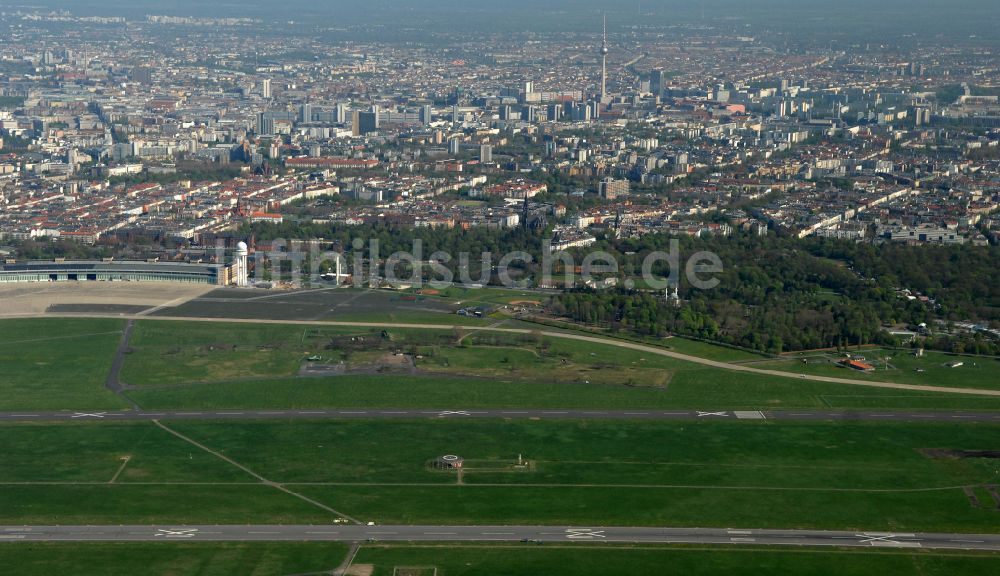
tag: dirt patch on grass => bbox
[345,564,374,576]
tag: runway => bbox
[1,524,998,551]
[1,408,998,423]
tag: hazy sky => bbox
[2,0,997,37]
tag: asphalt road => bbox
[1,408,999,423]
[1,524,999,551]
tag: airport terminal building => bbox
[0,260,227,285]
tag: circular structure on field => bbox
[435,455,464,469]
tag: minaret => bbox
[599,14,609,101]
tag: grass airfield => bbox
[1,286,999,575]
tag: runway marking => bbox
[733,411,765,420]
[697,411,729,417]
[71,412,108,419]
[565,528,606,539]
[727,530,753,535]
[857,533,918,547]
[730,537,757,542]
[155,528,198,538]
[438,411,471,416]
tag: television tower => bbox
[599,14,609,101]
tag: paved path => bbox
[1,408,998,423]
[33,313,1000,398]
[104,320,139,409]
[1,524,998,551]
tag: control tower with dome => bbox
[233,241,249,287]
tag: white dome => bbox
[236,241,248,252]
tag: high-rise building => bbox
[599,178,629,199]
[355,111,379,135]
[132,67,153,84]
[257,113,274,135]
[260,78,272,99]
[547,104,562,122]
[448,138,461,155]
[334,103,348,124]
[650,69,663,96]
[420,104,433,125]
[479,144,493,163]
[299,103,313,124]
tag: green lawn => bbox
[120,320,322,385]
[4,419,999,531]
[428,286,552,306]
[661,336,767,362]
[352,545,1000,576]
[757,349,1000,391]
[127,370,1000,411]
[0,318,127,410]
[3,542,349,576]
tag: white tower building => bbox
[233,241,249,287]
[599,14,609,102]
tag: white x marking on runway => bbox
[566,528,606,539]
[697,411,728,417]
[155,528,199,538]
[71,412,108,418]
[857,533,903,545]
[438,411,472,416]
